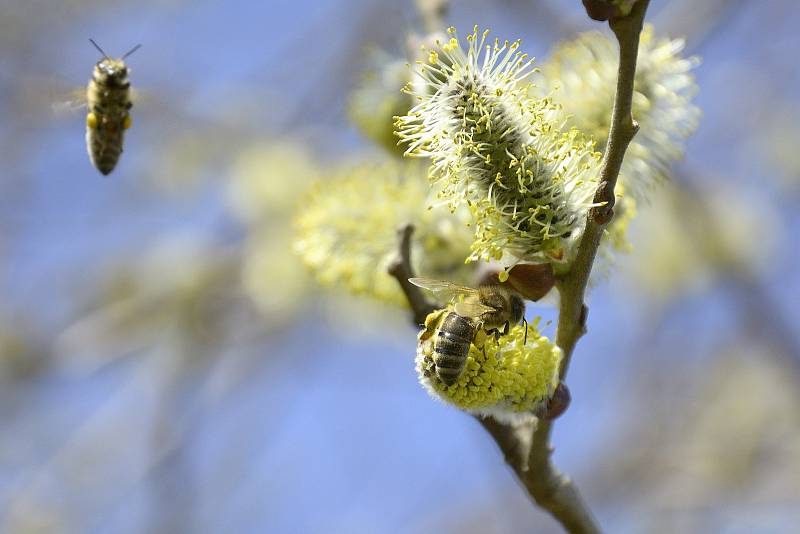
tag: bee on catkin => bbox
[85,39,140,175]
[409,277,526,385]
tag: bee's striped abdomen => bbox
[86,113,125,175]
[433,312,475,386]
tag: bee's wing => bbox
[9,75,83,119]
[127,87,150,107]
[408,277,479,301]
[51,86,148,117]
[51,92,87,116]
[454,300,497,319]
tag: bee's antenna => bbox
[122,44,142,59]
[89,38,109,59]
[523,317,528,345]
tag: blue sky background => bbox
[1,1,799,533]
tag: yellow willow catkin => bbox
[416,309,562,418]
[537,25,700,201]
[396,26,601,266]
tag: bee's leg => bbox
[503,322,510,336]
[523,317,529,345]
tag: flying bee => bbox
[85,39,141,175]
[410,277,526,386]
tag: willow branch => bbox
[517,2,650,533]
[478,416,535,474]
[391,2,649,531]
[387,223,437,325]
[388,225,539,487]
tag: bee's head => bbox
[90,40,139,83]
[508,293,525,326]
[95,58,129,81]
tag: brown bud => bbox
[536,383,571,421]
[582,0,640,21]
[507,263,556,301]
[590,204,615,226]
[582,0,617,21]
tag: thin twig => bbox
[477,416,534,474]
[387,223,437,325]
[518,2,650,533]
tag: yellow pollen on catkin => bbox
[86,112,98,129]
[394,26,602,267]
[415,310,562,415]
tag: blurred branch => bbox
[734,275,800,373]
[654,0,747,53]
[415,0,449,33]
[387,223,437,325]
[499,0,585,41]
[672,170,800,374]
